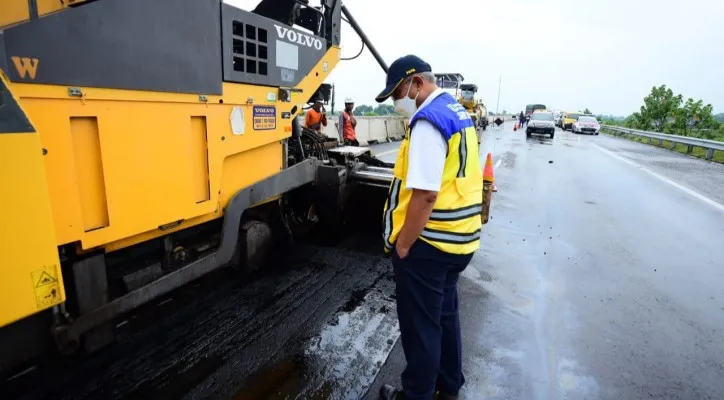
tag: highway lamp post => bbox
[495,74,502,115]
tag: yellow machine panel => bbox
[0,0,368,376]
[12,49,336,253]
[0,0,70,28]
[0,0,31,28]
[0,74,65,327]
[1,3,339,326]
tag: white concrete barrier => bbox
[322,116,407,145]
[319,114,514,144]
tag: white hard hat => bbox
[344,97,354,103]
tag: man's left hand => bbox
[395,242,410,259]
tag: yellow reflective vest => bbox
[382,93,483,255]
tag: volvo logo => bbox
[274,25,323,50]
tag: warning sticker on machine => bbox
[253,106,276,130]
[31,266,61,310]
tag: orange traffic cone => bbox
[483,153,497,192]
[480,153,496,224]
[513,123,518,131]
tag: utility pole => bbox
[330,84,336,114]
[495,74,502,115]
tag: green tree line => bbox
[600,85,724,141]
[352,104,397,116]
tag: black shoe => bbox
[379,384,404,399]
[435,391,459,400]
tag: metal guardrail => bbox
[602,125,724,161]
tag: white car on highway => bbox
[572,116,601,135]
[526,111,556,139]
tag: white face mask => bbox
[393,79,420,118]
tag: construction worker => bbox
[305,98,327,135]
[375,55,482,400]
[338,97,359,146]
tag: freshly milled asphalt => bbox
[4,122,724,400]
[3,232,400,400]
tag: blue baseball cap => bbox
[375,55,432,103]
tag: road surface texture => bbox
[3,121,724,400]
[366,123,724,400]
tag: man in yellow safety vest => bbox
[375,55,483,400]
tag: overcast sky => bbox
[230,0,723,116]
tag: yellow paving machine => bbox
[434,73,488,142]
[0,0,396,376]
[459,83,489,136]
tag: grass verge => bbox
[602,129,724,164]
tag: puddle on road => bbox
[462,262,535,317]
[464,197,602,400]
[233,273,399,400]
[233,357,307,400]
[526,136,554,146]
[502,151,517,168]
[556,357,600,398]
[128,353,225,399]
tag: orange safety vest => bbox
[305,109,326,130]
[342,111,356,140]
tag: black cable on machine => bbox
[341,41,365,61]
[339,15,365,61]
[340,5,388,73]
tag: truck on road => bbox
[525,104,547,123]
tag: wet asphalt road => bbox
[4,122,724,400]
[366,123,724,400]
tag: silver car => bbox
[526,111,556,139]
[572,116,601,135]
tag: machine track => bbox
[3,235,398,400]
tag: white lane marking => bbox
[375,149,398,157]
[593,143,724,213]
[495,158,502,169]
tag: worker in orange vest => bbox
[305,98,328,135]
[338,97,359,146]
